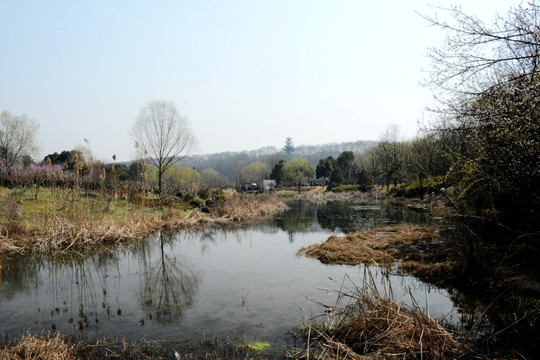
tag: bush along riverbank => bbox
[0,186,287,256]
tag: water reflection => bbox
[0,236,199,335]
[137,233,198,325]
[1,250,125,333]
[276,200,428,235]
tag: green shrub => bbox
[117,172,130,181]
[197,187,211,200]
[390,177,445,198]
[211,188,226,202]
[190,197,206,208]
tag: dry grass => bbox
[299,224,437,266]
[301,191,381,204]
[0,334,75,360]
[0,334,273,359]
[291,275,467,360]
[276,186,382,204]
[298,224,460,281]
[0,187,286,256]
[168,193,288,229]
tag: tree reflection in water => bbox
[137,232,199,325]
[0,235,199,333]
[0,249,123,333]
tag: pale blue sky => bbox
[0,0,522,162]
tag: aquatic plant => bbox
[239,341,270,352]
[291,274,466,359]
[298,224,441,267]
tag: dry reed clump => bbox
[0,334,75,360]
[299,224,438,267]
[0,218,160,256]
[0,235,24,255]
[293,276,466,360]
[29,218,159,252]
[298,224,461,281]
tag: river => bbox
[0,200,471,355]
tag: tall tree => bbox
[245,162,270,187]
[283,137,295,154]
[131,101,196,200]
[0,111,39,174]
[283,157,314,193]
[315,156,335,184]
[270,159,286,185]
[336,151,355,183]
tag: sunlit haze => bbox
[0,0,523,162]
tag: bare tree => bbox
[131,101,196,199]
[376,125,403,190]
[422,2,540,238]
[0,111,39,174]
[422,3,540,97]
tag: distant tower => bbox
[283,137,295,154]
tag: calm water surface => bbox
[0,201,458,348]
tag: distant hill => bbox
[290,140,377,164]
[180,140,377,181]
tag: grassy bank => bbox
[275,185,383,204]
[0,333,273,360]
[0,186,287,256]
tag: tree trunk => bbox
[158,167,163,203]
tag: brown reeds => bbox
[0,334,75,360]
[0,188,286,256]
[299,224,437,266]
[298,224,460,281]
[168,193,288,229]
[293,275,467,359]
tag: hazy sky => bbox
[0,0,523,162]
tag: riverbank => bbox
[0,186,287,256]
[275,185,382,203]
[275,186,455,220]
[0,333,274,359]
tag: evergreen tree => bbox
[283,137,295,154]
[270,159,286,185]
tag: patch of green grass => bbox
[328,184,373,193]
[240,341,270,352]
[2,185,182,232]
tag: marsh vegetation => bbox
[0,182,286,256]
